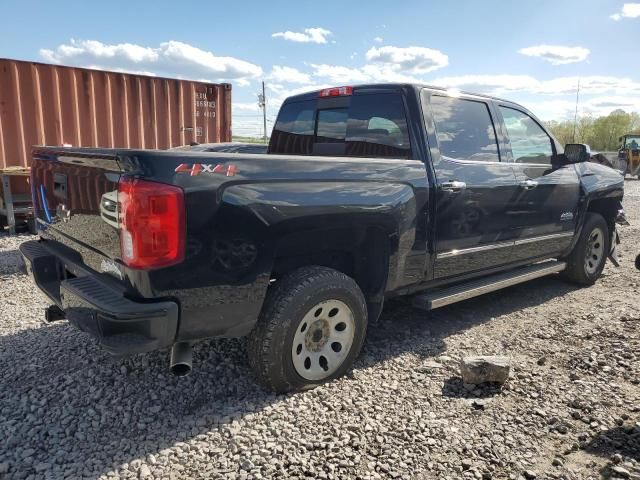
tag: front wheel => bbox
[247,266,368,393]
[561,212,610,285]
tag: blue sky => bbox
[1,0,639,136]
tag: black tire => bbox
[247,266,368,393]
[561,212,610,285]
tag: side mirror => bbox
[564,143,591,163]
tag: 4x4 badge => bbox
[174,163,237,177]
[560,212,574,221]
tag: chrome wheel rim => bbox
[584,227,605,275]
[291,299,355,381]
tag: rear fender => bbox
[223,180,421,299]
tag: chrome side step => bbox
[412,261,566,311]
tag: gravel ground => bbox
[1,181,639,480]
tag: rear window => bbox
[269,93,411,158]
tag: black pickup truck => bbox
[20,83,624,393]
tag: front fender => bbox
[567,162,624,256]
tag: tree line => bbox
[546,109,640,152]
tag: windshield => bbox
[624,136,640,149]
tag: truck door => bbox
[424,92,520,279]
[496,105,580,262]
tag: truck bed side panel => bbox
[153,154,430,341]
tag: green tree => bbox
[548,110,640,151]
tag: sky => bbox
[1,0,639,137]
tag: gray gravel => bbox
[1,181,639,480]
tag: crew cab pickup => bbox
[20,83,624,393]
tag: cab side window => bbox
[499,106,553,165]
[345,94,411,158]
[430,95,500,162]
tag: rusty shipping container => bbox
[0,57,232,199]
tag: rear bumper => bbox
[19,240,178,355]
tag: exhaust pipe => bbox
[170,342,192,377]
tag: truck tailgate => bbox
[31,148,123,265]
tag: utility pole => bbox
[258,81,267,143]
[572,79,580,143]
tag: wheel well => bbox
[271,226,389,315]
[587,197,620,234]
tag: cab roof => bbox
[283,82,524,109]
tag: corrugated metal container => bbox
[0,57,232,197]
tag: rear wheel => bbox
[247,266,367,393]
[561,212,610,285]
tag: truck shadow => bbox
[0,274,579,478]
[583,424,640,462]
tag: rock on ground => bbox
[460,355,511,385]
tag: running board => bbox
[412,261,566,311]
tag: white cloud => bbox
[365,45,448,73]
[268,65,312,84]
[271,27,332,44]
[233,102,261,112]
[587,95,640,108]
[360,64,425,83]
[40,39,262,82]
[304,44,448,86]
[431,74,539,93]
[518,45,590,65]
[430,74,640,96]
[374,37,384,43]
[310,64,370,83]
[310,63,426,85]
[524,96,640,121]
[610,3,640,20]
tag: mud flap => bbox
[608,228,621,267]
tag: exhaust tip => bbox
[169,342,192,377]
[170,362,192,377]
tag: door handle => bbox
[520,179,538,190]
[441,180,467,192]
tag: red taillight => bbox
[118,178,185,269]
[319,86,353,97]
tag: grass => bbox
[232,135,268,144]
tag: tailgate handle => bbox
[53,173,67,200]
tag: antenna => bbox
[572,79,580,143]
